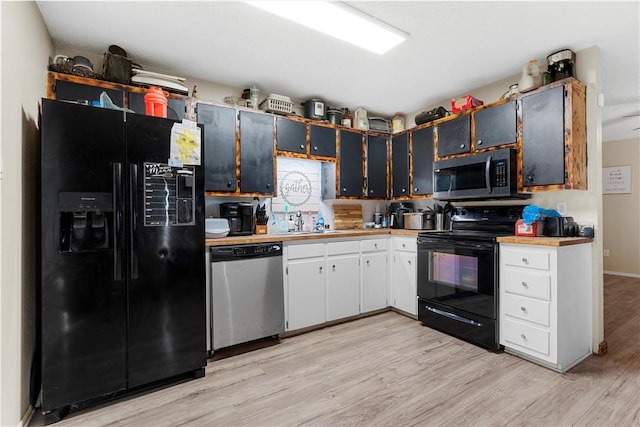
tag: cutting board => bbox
[333,204,363,230]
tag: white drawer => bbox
[502,293,550,327]
[287,243,325,260]
[327,240,360,256]
[502,247,550,271]
[393,237,416,252]
[502,268,551,301]
[361,238,387,252]
[502,318,550,356]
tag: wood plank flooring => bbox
[30,274,640,426]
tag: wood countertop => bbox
[496,236,593,246]
[206,229,424,246]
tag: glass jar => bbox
[392,113,405,133]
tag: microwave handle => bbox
[485,155,492,193]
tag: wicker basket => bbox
[259,94,293,114]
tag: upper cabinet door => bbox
[309,124,336,158]
[54,79,124,107]
[411,126,434,196]
[436,115,471,157]
[276,117,307,154]
[366,135,388,199]
[474,100,517,149]
[338,130,363,197]
[391,132,410,197]
[521,86,565,187]
[197,103,237,192]
[239,110,275,194]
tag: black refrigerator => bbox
[40,99,206,424]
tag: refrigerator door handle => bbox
[129,163,139,280]
[113,162,123,281]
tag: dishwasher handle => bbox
[210,242,283,262]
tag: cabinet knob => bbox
[300,144,304,149]
[332,264,336,271]
[521,257,529,264]
[370,189,374,194]
[527,175,535,183]
[402,243,406,248]
[313,146,318,151]
[407,259,411,265]
[319,266,323,272]
[520,306,527,313]
[402,188,406,193]
[266,183,271,189]
[342,187,347,192]
[477,140,482,145]
[374,243,378,249]
[520,334,527,341]
[227,181,233,187]
[366,260,370,265]
[414,187,418,192]
[521,281,528,288]
[460,144,466,149]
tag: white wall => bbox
[1,2,54,425]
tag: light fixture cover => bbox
[246,1,407,55]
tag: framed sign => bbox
[603,166,632,194]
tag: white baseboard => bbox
[604,270,640,279]
[19,407,34,427]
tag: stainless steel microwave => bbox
[432,148,530,201]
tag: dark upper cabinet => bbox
[474,100,517,149]
[239,110,274,194]
[391,132,410,197]
[128,91,185,120]
[521,85,565,187]
[436,114,471,157]
[309,124,336,158]
[338,130,364,197]
[276,117,307,154]
[411,126,434,196]
[366,135,388,198]
[197,103,237,192]
[53,79,124,107]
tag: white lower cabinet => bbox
[286,243,326,331]
[390,237,417,316]
[361,238,388,312]
[326,241,361,321]
[499,242,592,372]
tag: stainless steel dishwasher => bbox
[209,242,284,352]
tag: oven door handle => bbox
[485,155,492,193]
[425,305,483,327]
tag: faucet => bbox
[294,210,304,232]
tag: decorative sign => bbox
[144,163,195,226]
[603,166,632,194]
[272,159,320,213]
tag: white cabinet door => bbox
[391,251,417,315]
[326,255,360,321]
[361,252,387,312]
[287,258,326,330]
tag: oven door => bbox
[417,236,497,320]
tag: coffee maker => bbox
[389,202,414,229]
[220,202,253,236]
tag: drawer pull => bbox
[520,334,527,341]
[521,257,529,264]
[520,306,527,313]
[521,281,528,288]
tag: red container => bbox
[451,95,483,113]
[144,86,168,118]
[515,219,543,237]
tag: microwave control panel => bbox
[495,159,508,187]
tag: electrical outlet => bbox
[603,249,610,257]
[556,202,568,216]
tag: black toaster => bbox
[543,216,578,237]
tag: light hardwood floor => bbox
[31,274,640,426]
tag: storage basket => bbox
[259,94,293,114]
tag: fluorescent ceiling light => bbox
[246,1,408,55]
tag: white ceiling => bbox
[36,1,640,142]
